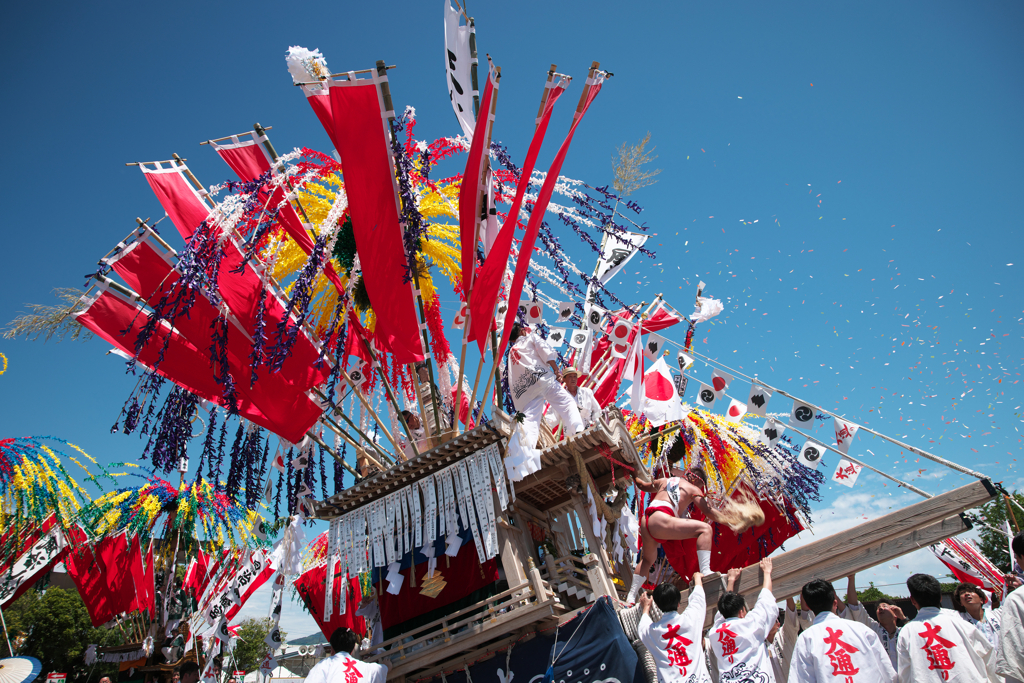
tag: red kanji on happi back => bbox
[823,627,860,683]
[716,623,739,664]
[661,623,693,675]
[918,622,957,680]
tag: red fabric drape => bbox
[377,545,498,630]
[496,79,605,360]
[108,238,324,442]
[294,562,366,641]
[468,79,568,353]
[65,533,135,627]
[661,491,804,582]
[324,79,423,365]
[141,167,210,239]
[458,70,497,296]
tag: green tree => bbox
[4,587,122,676]
[974,491,1023,572]
[857,582,901,603]
[231,618,287,675]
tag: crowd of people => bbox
[635,531,1024,682]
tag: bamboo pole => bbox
[1005,495,1020,533]
[317,408,390,468]
[199,127,272,145]
[312,387,396,464]
[306,429,366,477]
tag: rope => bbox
[673,343,989,481]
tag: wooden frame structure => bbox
[312,406,997,681]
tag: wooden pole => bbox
[313,387,396,464]
[306,429,366,477]
[1006,494,1021,533]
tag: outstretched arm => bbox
[633,475,659,493]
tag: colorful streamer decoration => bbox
[77,473,270,551]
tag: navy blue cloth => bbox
[442,598,640,683]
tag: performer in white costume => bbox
[507,323,584,448]
[305,628,388,683]
[638,574,713,683]
[788,578,896,683]
[895,573,998,683]
[710,558,778,682]
[997,531,1024,683]
[723,566,802,682]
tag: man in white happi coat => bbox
[638,574,713,683]
[997,531,1024,683]
[895,573,998,682]
[710,558,779,682]
[558,366,603,425]
[305,627,387,683]
[507,323,584,448]
[788,578,895,683]
[723,567,802,682]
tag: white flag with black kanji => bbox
[831,459,863,487]
[585,304,606,331]
[568,328,590,350]
[644,333,666,362]
[833,417,859,455]
[677,351,694,371]
[554,302,575,323]
[790,400,816,429]
[696,383,717,409]
[760,418,785,447]
[747,382,772,417]
[673,373,688,398]
[547,328,567,347]
[798,439,825,470]
[710,369,733,399]
[595,232,649,286]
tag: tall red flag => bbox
[325,75,423,365]
[468,77,568,353]
[458,68,498,295]
[496,72,606,360]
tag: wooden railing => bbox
[364,579,549,669]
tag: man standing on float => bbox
[507,323,584,448]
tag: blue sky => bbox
[2,1,1023,637]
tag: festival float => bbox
[0,2,1009,682]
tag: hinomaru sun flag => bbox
[639,358,683,427]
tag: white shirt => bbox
[996,584,1024,682]
[710,588,779,682]
[959,605,1001,650]
[895,606,998,682]
[638,585,713,683]
[304,652,387,683]
[508,332,558,410]
[788,611,896,683]
[839,603,900,667]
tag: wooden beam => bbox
[693,511,977,629]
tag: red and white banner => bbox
[459,66,497,295]
[495,71,607,361]
[139,163,210,239]
[0,516,69,609]
[469,75,569,353]
[638,358,683,427]
[931,538,1005,598]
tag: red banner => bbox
[325,77,423,365]
[140,166,210,239]
[107,237,324,442]
[65,532,151,627]
[496,75,605,360]
[468,78,568,353]
[459,69,497,296]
